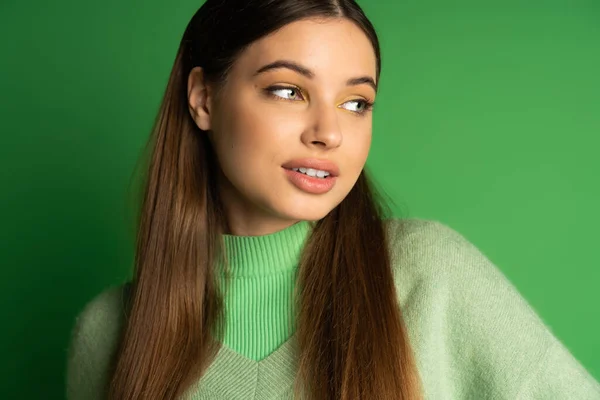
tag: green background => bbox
[1,0,598,398]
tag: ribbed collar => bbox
[219,220,313,278]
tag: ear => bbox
[187,66,214,131]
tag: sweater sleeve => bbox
[429,221,600,399]
[515,336,600,399]
[65,284,127,400]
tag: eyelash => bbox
[263,85,375,116]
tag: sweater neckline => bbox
[194,333,299,398]
[220,220,313,278]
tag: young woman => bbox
[66,0,600,399]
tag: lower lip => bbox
[283,168,337,194]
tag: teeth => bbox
[292,167,330,178]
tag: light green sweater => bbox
[65,218,600,399]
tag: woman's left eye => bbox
[343,99,372,113]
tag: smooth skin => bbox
[187,17,377,236]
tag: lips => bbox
[283,167,337,194]
[281,158,340,177]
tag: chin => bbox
[276,199,341,223]
[291,210,332,222]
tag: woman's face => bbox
[188,17,377,235]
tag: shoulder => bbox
[382,217,553,351]
[381,221,600,398]
[383,217,492,284]
[383,217,479,257]
[70,282,131,342]
[383,217,527,311]
[66,282,132,399]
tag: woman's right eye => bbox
[265,86,305,101]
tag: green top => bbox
[65,218,600,399]
[218,219,311,361]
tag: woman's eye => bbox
[269,86,304,101]
[265,86,374,115]
[342,100,368,113]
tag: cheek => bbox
[211,99,285,185]
[222,103,301,166]
[213,102,260,155]
[223,96,278,147]
[359,132,372,160]
[346,126,372,171]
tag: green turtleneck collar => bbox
[220,220,313,278]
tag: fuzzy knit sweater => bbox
[65,218,600,399]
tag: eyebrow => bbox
[253,59,378,92]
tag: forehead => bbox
[233,18,377,82]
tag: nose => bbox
[301,104,343,150]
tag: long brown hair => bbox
[109,0,423,398]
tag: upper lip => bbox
[282,158,340,177]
